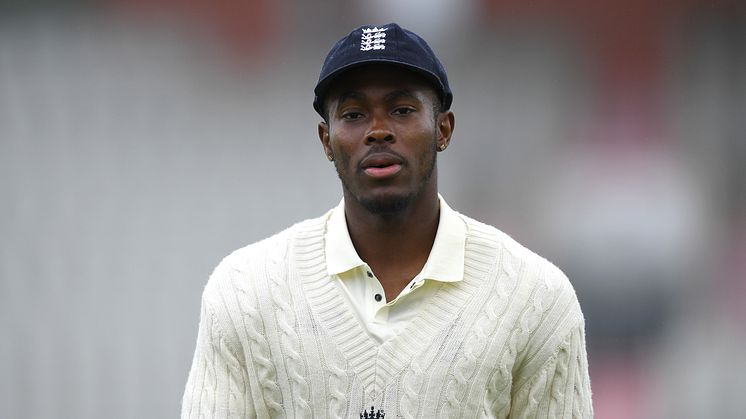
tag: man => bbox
[182,23,592,418]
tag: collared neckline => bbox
[325,195,466,283]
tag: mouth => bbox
[360,153,404,179]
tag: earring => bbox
[438,143,447,151]
[327,153,334,162]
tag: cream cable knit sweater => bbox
[181,211,592,418]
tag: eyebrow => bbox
[383,89,419,103]
[335,91,365,105]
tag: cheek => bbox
[415,129,438,153]
[329,140,354,170]
[329,130,361,163]
[333,148,351,169]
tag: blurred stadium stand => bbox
[1,1,744,418]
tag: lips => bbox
[360,152,404,179]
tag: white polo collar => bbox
[325,195,466,283]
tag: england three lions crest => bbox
[360,27,387,51]
[360,405,385,418]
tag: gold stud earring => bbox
[327,153,334,162]
[438,143,447,151]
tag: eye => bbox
[341,111,364,120]
[392,107,415,116]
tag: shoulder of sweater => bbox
[202,211,330,297]
[459,214,572,288]
[459,212,581,317]
[458,213,587,381]
[222,212,329,272]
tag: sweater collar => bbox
[325,195,466,283]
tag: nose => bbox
[365,114,394,145]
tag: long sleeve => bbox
[500,256,593,419]
[509,320,593,418]
[181,295,255,419]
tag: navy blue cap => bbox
[313,23,453,117]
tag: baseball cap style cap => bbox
[313,23,453,117]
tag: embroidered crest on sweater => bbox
[360,27,387,51]
[360,406,385,418]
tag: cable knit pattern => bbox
[509,322,592,419]
[182,209,592,418]
[292,216,351,418]
[398,353,426,418]
[229,267,285,416]
[182,296,252,418]
[265,237,311,416]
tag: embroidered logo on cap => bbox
[360,27,387,51]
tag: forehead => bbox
[325,64,438,103]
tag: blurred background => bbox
[1,0,744,418]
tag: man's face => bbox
[318,64,453,214]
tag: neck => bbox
[343,183,440,295]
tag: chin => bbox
[358,190,415,215]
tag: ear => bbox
[436,110,455,151]
[318,121,332,158]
